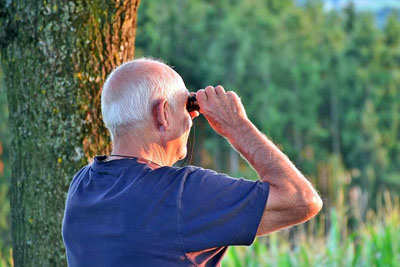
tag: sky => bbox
[323,0,400,11]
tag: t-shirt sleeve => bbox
[179,167,269,252]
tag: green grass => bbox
[222,191,400,267]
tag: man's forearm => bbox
[227,118,314,192]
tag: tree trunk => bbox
[330,57,341,156]
[330,83,341,156]
[0,1,140,266]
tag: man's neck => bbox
[111,140,174,167]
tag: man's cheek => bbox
[186,114,193,129]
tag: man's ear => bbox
[153,98,170,132]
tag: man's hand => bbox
[196,85,248,138]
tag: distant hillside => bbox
[311,0,400,11]
[296,0,400,26]
[376,7,400,26]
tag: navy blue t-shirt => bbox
[62,155,269,267]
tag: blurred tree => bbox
[0,0,140,266]
[339,13,385,205]
[380,13,400,189]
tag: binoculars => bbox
[186,94,199,112]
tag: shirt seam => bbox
[177,168,199,267]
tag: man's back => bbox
[62,156,269,267]
[62,59,322,266]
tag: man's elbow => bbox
[308,194,323,215]
[299,192,323,221]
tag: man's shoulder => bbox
[162,165,240,184]
[152,165,198,180]
[69,164,91,188]
[147,165,228,185]
[161,164,216,176]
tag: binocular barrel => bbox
[187,94,199,112]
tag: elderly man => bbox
[62,58,322,266]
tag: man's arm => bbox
[196,85,323,236]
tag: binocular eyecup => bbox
[187,94,199,112]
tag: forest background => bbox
[0,0,399,266]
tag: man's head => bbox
[101,58,198,164]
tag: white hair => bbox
[101,58,186,141]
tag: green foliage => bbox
[0,247,13,267]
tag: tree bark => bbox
[0,0,140,266]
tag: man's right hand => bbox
[196,85,249,138]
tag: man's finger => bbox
[215,85,226,96]
[205,86,216,99]
[196,89,208,102]
[226,90,239,100]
